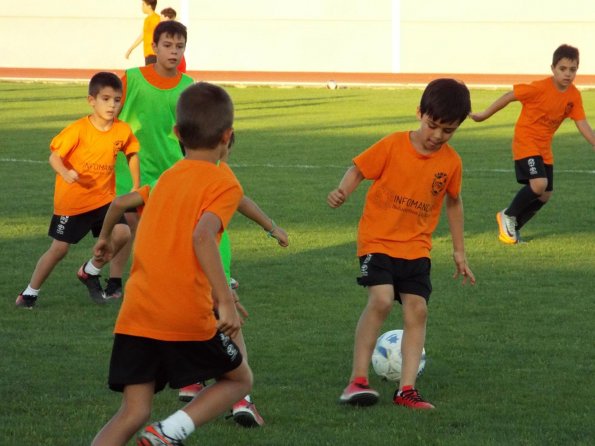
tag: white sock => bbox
[84,260,101,275]
[24,285,40,296]
[159,410,195,441]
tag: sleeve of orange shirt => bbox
[353,134,393,180]
[50,122,80,160]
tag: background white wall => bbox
[1,0,594,75]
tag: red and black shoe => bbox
[339,378,379,406]
[393,386,435,410]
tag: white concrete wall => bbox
[1,0,594,74]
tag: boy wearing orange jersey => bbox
[15,72,139,309]
[328,78,476,410]
[471,44,595,244]
[90,82,252,446]
[125,0,161,65]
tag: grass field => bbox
[1,80,594,446]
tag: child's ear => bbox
[416,106,422,120]
[152,41,158,54]
[173,125,181,141]
[222,128,234,147]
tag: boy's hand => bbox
[269,226,289,247]
[93,237,114,262]
[327,188,346,208]
[452,251,476,285]
[61,169,79,184]
[232,289,249,319]
[216,297,242,338]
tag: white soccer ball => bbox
[371,329,426,382]
[326,80,338,90]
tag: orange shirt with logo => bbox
[114,160,243,341]
[354,131,462,260]
[50,117,139,216]
[512,77,585,164]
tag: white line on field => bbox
[1,158,594,174]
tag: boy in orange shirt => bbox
[471,44,595,244]
[125,0,161,65]
[90,82,252,446]
[15,72,140,309]
[328,78,476,410]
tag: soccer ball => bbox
[371,329,426,382]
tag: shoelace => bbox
[399,389,424,402]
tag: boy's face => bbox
[88,87,122,121]
[551,57,578,91]
[141,1,152,14]
[415,112,460,153]
[153,33,186,71]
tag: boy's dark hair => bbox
[176,82,234,149]
[160,7,176,19]
[144,0,157,11]
[553,44,579,67]
[419,78,471,125]
[153,20,187,44]
[88,72,122,97]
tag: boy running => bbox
[328,78,475,410]
[471,44,595,244]
[15,72,139,308]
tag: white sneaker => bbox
[496,210,517,244]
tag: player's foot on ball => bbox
[77,263,107,304]
[339,378,379,406]
[136,422,184,445]
[496,210,517,244]
[178,382,205,402]
[231,397,265,427]
[393,386,435,410]
[15,291,37,309]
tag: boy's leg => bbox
[91,382,154,446]
[108,212,138,294]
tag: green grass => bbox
[1,81,594,446]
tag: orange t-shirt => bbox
[50,117,139,216]
[143,12,161,57]
[512,77,585,164]
[114,160,243,341]
[354,131,462,259]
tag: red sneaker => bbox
[231,397,265,427]
[339,380,379,406]
[393,387,435,410]
[136,422,184,445]
[178,382,204,402]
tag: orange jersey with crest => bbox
[50,116,139,216]
[354,131,462,259]
[512,77,585,164]
[114,160,243,341]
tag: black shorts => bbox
[108,333,243,393]
[515,156,554,191]
[357,253,432,302]
[145,55,157,65]
[48,203,127,244]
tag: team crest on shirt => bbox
[564,102,574,116]
[431,172,448,196]
[113,140,124,156]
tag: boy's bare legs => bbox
[91,382,154,446]
[398,293,427,389]
[350,284,394,381]
[109,212,138,280]
[28,239,70,289]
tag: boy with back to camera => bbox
[328,78,476,410]
[15,72,140,308]
[125,0,161,65]
[107,19,194,299]
[91,82,252,446]
[471,44,595,244]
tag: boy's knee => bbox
[529,179,548,196]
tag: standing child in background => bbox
[15,72,140,309]
[470,44,595,244]
[107,19,194,300]
[91,82,252,446]
[160,7,187,73]
[328,78,475,410]
[125,0,161,65]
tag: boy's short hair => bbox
[176,82,234,150]
[153,20,187,44]
[144,0,157,11]
[553,44,579,66]
[88,72,122,97]
[419,78,471,125]
[160,7,176,19]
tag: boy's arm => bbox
[194,212,241,338]
[93,191,145,262]
[445,194,475,285]
[49,151,79,184]
[125,33,143,59]
[574,119,595,151]
[327,165,364,208]
[126,153,141,190]
[469,91,517,122]
[237,196,289,247]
